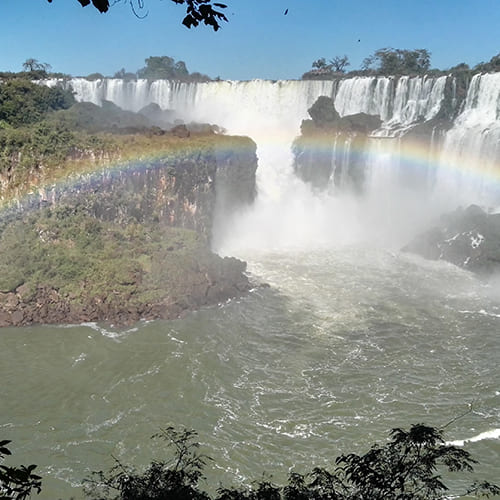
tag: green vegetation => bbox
[0,74,247,202]
[473,53,500,73]
[136,55,211,82]
[21,58,51,74]
[86,55,212,82]
[0,118,113,197]
[361,48,431,75]
[303,49,500,79]
[0,440,42,500]
[86,424,500,499]
[0,79,74,127]
[5,423,497,499]
[0,206,213,306]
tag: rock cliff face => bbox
[402,205,500,276]
[0,134,258,326]
[6,135,257,242]
[293,96,382,192]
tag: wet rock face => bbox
[402,205,500,276]
[5,137,258,243]
[293,96,382,193]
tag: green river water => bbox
[1,246,499,498]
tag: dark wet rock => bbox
[402,205,500,276]
[293,96,382,192]
[171,124,190,138]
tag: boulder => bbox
[402,205,500,276]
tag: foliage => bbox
[0,118,112,195]
[329,56,350,73]
[0,79,75,127]
[84,426,212,500]
[113,68,138,80]
[302,48,500,79]
[22,58,51,74]
[473,52,500,73]
[303,56,350,79]
[85,72,106,80]
[361,48,431,75]
[82,424,499,500]
[137,56,211,81]
[311,58,330,71]
[0,204,219,312]
[47,0,229,31]
[0,440,42,500]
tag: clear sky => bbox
[1,0,499,80]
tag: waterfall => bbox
[435,73,500,207]
[48,73,500,249]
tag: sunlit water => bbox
[1,247,499,499]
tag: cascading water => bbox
[55,74,475,250]
[435,72,500,207]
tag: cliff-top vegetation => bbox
[302,48,500,79]
[0,77,253,203]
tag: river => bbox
[1,244,499,498]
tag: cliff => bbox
[292,96,382,192]
[0,132,258,326]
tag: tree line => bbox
[0,56,213,83]
[302,48,500,79]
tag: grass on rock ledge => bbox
[0,206,226,323]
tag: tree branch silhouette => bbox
[47,0,228,30]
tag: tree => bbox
[84,424,500,500]
[474,52,500,73]
[312,58,329,71]
[0,80,75,127]
[174,60,189,79]
[113,68,137,79]
[329,55,350,73]
[84,426,212,500]
[138,56,176,79]
[362,48,431,75]
[136,56,210,81]
[334,424,499,499]
[0,440,42,500]
[47,0,229,31]
[22,59,52,73]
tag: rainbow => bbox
[2,129,500,221]
[292,132,500,199]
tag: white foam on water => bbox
[447,428,500,446]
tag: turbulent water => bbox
[3,75,500,498]
[2,251,500,498]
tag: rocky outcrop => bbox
[4,135,257,242]
[0,134,258,327]
[402,205,500,276]
[0,251,250,328]
[293,96,382,192]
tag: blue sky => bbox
[1,0,499,80]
